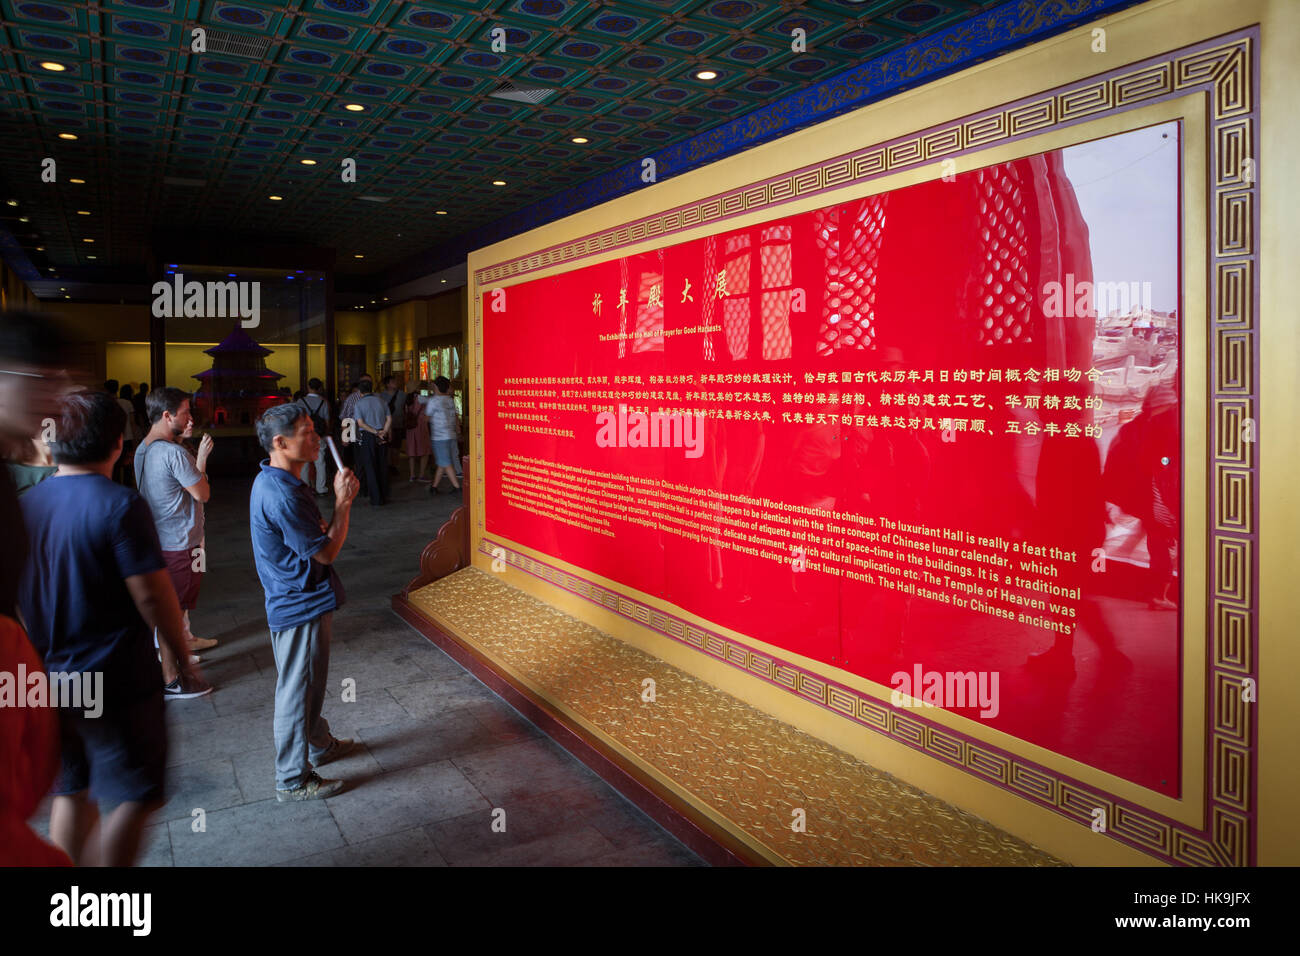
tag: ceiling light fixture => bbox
[87,255,96,259]
[39,61,66,72]
[435,210,447,215]
[300,159,317,166]
[5,200,16,207]
[492,180,506,186]
[69,178,85,184]
[58,133,77,141]
[82,238,93,243]
[571,136,589,144]
[269,194,282,201]
[344,103,365,112]
[18,217,28,223]
[354,254,364,259]
[696,70,718,80]
[76,210,90,215]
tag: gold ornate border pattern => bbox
[470,30,1260,867]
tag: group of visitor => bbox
[0,311,366,865]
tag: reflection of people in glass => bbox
[1103,381,1180,609]
[1027,381,1127,675]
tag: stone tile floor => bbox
[32,467,702,867]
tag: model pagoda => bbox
[192,326,284,426]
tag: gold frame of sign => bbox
[395,0,1299,866]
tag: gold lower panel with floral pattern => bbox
[406,567,1061,866]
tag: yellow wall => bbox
[106,342,325,395]
[338,287,467,382]
[467,0,1299,866]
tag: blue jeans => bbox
[270,613,334,790]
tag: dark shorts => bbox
[162,549,203,610]
[52,690,167,805]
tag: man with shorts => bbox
[427,376,461,495]
[136,386,218,663]
[19,390,207,866]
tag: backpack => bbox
[302,394,329,437]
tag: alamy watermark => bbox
[890,664,999,719]
[151,272,260,329]
[0,665,102,717]
[595,404,704,459]
[0,665,101,717]
[1042,273,1153,318]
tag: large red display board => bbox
[483,124,1182,794]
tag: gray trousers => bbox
[270,612,334,790]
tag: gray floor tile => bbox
[324,761,489,845]
[451,738,604,806]
[155,756,243,823]
[169,798,344,867]
[284,827,448,867]
[355,712,503,773]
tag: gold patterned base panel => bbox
[407,568,1062,866]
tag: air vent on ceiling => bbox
[488,80,557,104]
[202,28,273,60]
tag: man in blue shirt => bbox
[250,402,359,800]
[19,390,207,865]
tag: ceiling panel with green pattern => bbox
[0,0,1124,295]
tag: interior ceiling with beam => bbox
[0,0,1096,296]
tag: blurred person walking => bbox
[381,374,405,475]
[404,390,430,482]
[116,384,137,485]
[0,310,67,618]
[250,403,359,800]
[353,378,391,506]
[0,310,75,865]
[19,390,208,866]
[299,378,331,496]
[427,376,461,495]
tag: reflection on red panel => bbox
[483,124,1182,795]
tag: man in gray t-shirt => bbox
[136,387,217,654]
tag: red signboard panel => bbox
[483,123,1182,794]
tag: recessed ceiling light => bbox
[354,254,364,259]
[57,133,77,141]
[69,178,85,184]
[40,61,66,72]
[344,103,365,112]
[35,246,44,251]
[59,287,65,292]
[491,180,506,186]
[82,238,93,243]
[86,255,96,259]
[440,279,447,283]
[300,159,317,166]
[18,217,28,223]
[571,136,589,144]
[269,195,282,201]
[383,297,388,301]
[64,295,69,299]
[76,210,90,215]
[5,200,17,207]
[696,70,718,80]
[435,210,447,215]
